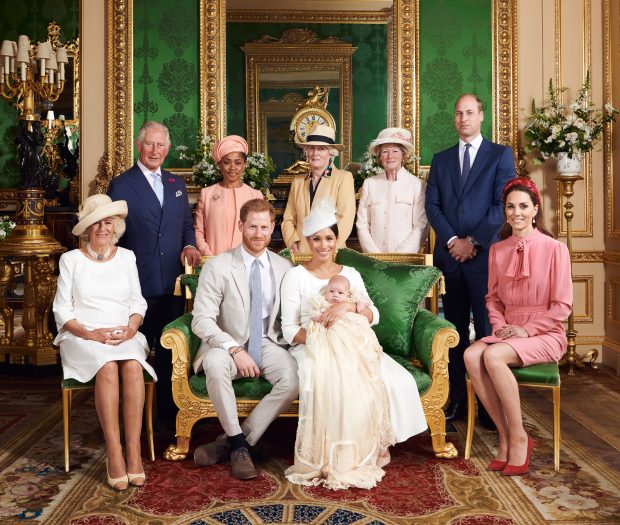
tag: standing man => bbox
[191,199,297,480]
[425,94,515,429]
[107,121,201,431]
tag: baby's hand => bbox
[356,300,370,313]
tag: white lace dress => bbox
[53,248,157,383]
[281,265,427,489]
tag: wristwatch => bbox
[468,236,483,251]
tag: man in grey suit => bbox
[191,198,298,479]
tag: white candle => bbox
[3,56,8,74]
[48,69,54,84]
[59,62,65,80]
[47,110,55,128]
[39,58,46,77]
[9,57,15,73]
[20,62,26,81]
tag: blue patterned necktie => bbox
[150,172,164,206]
[461,143,472,187]
[248,258,263,367]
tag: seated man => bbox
[191,199,298,479]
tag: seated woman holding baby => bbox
[280,200,428,490]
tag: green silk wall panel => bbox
[227,22,388,164]
[133,0,200,168]
[419,0,493,164]
[0,0,79,188]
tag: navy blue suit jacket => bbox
[107,164,196,298]
[425,138,515,274]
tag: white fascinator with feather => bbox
[302,199,338,237]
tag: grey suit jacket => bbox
[191,245,293,373]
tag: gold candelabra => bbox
[556,174,598,375]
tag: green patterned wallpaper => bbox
[227,23,388,165]
[0,0,79,188]
[133,0,200,168]
[419,0,493,164]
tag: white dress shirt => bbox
[136,159,162,191]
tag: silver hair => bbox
[81,215,126,246]
[137,121,170,145]
[302,145,340,159]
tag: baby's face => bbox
[325,282,350,304]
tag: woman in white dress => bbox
[356,127,428,253]
[53,195,157,491]
[281,200,427,490]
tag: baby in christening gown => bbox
[285,275,394,490]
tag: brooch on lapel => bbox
[175,190,183,197]
[212,193,220,201]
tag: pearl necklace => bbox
[86,243,111,261]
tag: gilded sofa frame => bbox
[161,252,459,461]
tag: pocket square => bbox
[175,190,183,197]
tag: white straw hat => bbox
[295,124,344,151]
[72,195,128,236]
[368,127,414,156]
[302,199,338,237]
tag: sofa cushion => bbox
[189,375,274,398]
[389,355,432,396]
[335,248,440,358]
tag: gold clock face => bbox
[291,107,336,144]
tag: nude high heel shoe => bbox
[106,459,129,490]
[127,470,146,487]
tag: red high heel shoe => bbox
[487,459,508,471]
[502,435,535,476]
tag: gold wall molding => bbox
[200,0,227,139]
[577,336,604,345]
[572,251,605,263]
[104,0,133,181]
[605,251,620,264]
[227,9,391,24]
[392,0,417,133]
[604,0,619,237]
[607,278,620,326]
[493,0,519,152]
[572,275,594,323]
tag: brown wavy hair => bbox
[498,178,553,240]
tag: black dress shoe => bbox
[444,401,467,422]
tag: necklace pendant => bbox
[97,254,104,261]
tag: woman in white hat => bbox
[356,127,429,253]
[280,201,427,489]
[281,124,355,253]
[53,195,156,490]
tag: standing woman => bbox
[356,128,428,253]
[53,195,157,490]
[464,178,572,476]
[194,135,263,256]
[281,124,355,253]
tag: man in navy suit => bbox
[425,94,515,429]
[108,121,201,430]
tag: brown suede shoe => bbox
[230,447,257,480]
[194,438,230,467]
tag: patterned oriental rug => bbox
[1,387,619,525]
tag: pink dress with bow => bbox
[479,228,572,365]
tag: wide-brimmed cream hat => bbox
[295,124,344,151]
[302,199,338,237]
[72,195,128,236]
[368,127,414,156]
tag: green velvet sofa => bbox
[160,250,460,461]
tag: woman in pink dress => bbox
[464,178,572,476]
[195,135,263,255]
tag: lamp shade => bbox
[0,40,14,57]
[35,41,50,59]
[17,35,30,49]
[55,46,68,64]
[11,41,17,55]
[16,47,30,65]
[47,50,58,71]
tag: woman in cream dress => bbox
[281,201,427,490]
[53,195,156,490]
[356,127,428,253]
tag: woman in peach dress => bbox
[194,135,263,255]
[464,178,572,476]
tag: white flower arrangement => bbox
[0,216,16,240]
[524,74,618,165]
